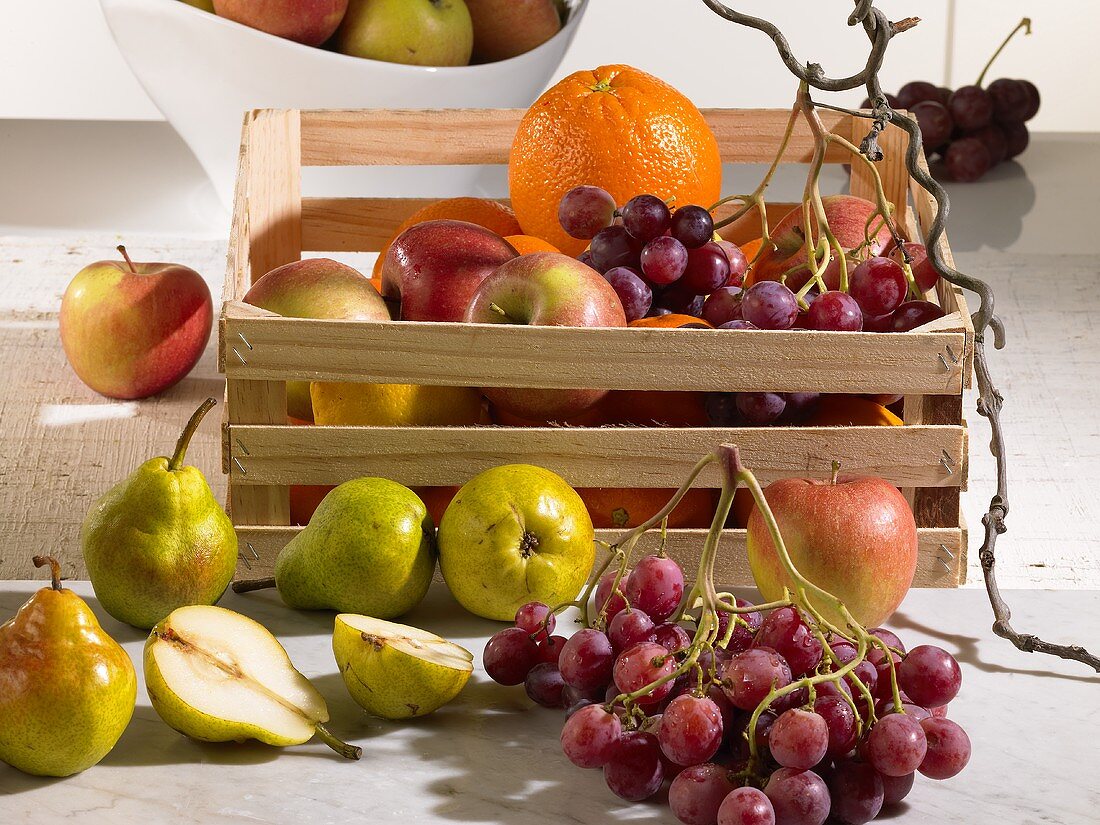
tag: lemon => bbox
[310,383,484,426]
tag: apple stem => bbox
[831,460,841,485]
[117,244,137,274]
[32,555,63,590]
[231,577,276,594]
[487,302,516,323]
[314,724,362,760]
[169,398,218,472]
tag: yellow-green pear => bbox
[145,605,360,759]
[82,398,238,630]
[333,614,472,719]
[235,478,435,619]
[438,464,595,620]
[0,557,136,777]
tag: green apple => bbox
[438,464,594,620]
[335,0,474,67]
[242,258,389,422]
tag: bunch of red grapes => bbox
[873,76,1039,182]
[484,554,969,825]
[560,186,947,336]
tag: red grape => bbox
[897,645,962,708]
[1003,121,1029,158]
[515,601,554,639]
[614,641,676,702]
[879,771,915,805]
[930,704,949,718]
[845,659,878,698]
[594,569,629,620]
[671,763,740,825]
[603,266,653,322]
[1018,79,1040,121]
[702,286,745,326]
[536,634,567,665]
[911,100,953,150]
[918,717,971,779]
[849,256,907,316]
[558,185,616,239]
[968,123,1008,165]
[608,608,657,653]
[604,730,664,801]
[813,695,858,758]
[807,290,863,331]
[484,627,540,685]
[718,786,776,825]
[621,194,671,243]
[671,205,715,249]
[896,81,940,110]
[562,683,604,708]
[945,137,991,182]
[718,241,749,287]
[655,622,693,653]
[561,703,622,769]
[889,242,939,292]
[525,662,566,708]
[826,759,884,825]
[869,628,904,653]
[878,702,931,723]
[657,284,707,318]
[769,709,828,770]
[624,554,685,622]
[948,85,993,131]
[641,235,689,285]
[683,243,733,294]
[590,225,641,273]
[718,599,763,653]
[736,392,786,425]
[987,77,1030,123]
[765,768,830,825]
[755,607,823,677]
[741,281,798,330]
[559,628,615,691]
[705,392,740,426]
[891,300,945,332]
[865,713,927,776]
[660,694,725,766]
[721,647,792,711]
[781,392,820,422]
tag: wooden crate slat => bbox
[298,109,864,168]
[232,525,965,587]
[221,308,967,395]
[246,109,303,284]
[227,380,291,526]
[226,424,965,489]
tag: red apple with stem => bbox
[213,0,348,47]
[746,469,918,627]
[465,252,626,420]
[382,220,518,322]
[60,246,212,400]
[751,195,893,290]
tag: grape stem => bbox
[976,17,1032,88]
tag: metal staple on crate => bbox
[237,541,259,570]
[232,456,247,474]
[939,449,955,474]
[936,543,955,575]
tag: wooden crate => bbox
[219,108,972,586]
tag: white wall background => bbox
[1,0,1097,131]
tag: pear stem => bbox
[32,556,63,590]
[315,724,362,760]
[169,397,218,471]
[231,577,276,594]
[117,244,137,274]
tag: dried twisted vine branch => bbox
[702,0,1100,672]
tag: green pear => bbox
[236,478,435,618]
[335,0,474,67]
[438,464,595,620]
[0,557,136,777]
[145,605,360,759]
[82,398,238,630]
[333,614,472,720]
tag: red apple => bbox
[751,195,893,290]
[243,257,389,422]
[382,220,518,322]
[60,246,212,399]
[213,0,348,47]
[465,252,626,419]
[746,475,918,627]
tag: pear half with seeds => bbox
[333,614,473,720]
[145,605,360,759]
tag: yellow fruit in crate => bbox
[310,383,484,426]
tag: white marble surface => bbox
[0,582,1097,824]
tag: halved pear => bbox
[333,614,473,720]
[145,605,360,759]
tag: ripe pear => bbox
[333,614,472,720]
[235,478,435,619]
[82,398,238,629]
[145,605,360,759]
[0,557,136,777]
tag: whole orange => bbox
[372,197,521,277]
[509,65,723,256]
[503,234,560,255]
[629,314,713,329]
[804,396,903,427]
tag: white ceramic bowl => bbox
[100,0,589,207]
